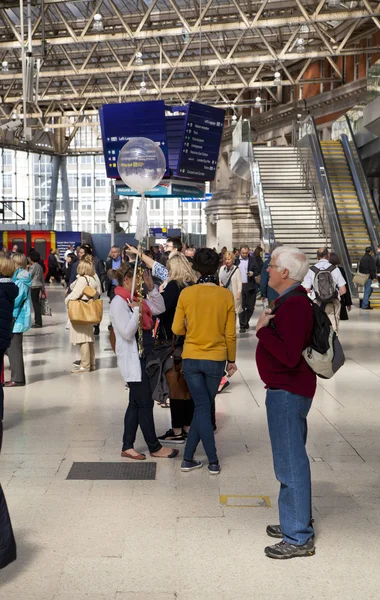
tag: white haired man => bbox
[255,245,316,559]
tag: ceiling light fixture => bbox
[231,114,237,125]
[273,70,282,86]
[92,13,104,32]
[328,0,340,7]
[2,61,9,72]
[296,38,306,54]
[300,24,309,34]
[254,95,262,109]
[44,125,51,133]
[140,80,147,89]
[135,52,143,66]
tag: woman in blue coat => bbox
[4,254,32,388]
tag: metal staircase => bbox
[253,146,329,260]
[320,140,370,265]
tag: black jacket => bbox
[359,253,376,280]
[0,281,18,351]
[48,253,59,270]
[235,255,260,290]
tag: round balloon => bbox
[117,137,166,193]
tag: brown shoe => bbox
[121,450,146,460]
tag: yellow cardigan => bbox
[172,284,237,362]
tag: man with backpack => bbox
[302,247,346,332]
[255,245,316,560]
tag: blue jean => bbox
[182,359,225,463]
[362,277,373,308]
[266,389,314,546]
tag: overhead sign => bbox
[177,102,225,180]
[100,100,169,179]
[181,193,212,203]
[115,178,206,198]
[100,101,225,182]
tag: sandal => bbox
[150,449,179,459]
[121,450,146,460]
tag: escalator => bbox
[320,140,370,265]
[298,115,380,303]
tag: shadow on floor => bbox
[0,527,40,583]
[26,370,65,385]
[4,406,70,431]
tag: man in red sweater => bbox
[256,245,316,559]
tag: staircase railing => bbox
[342,115,380,252]
[297,115,356,298]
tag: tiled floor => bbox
[1,287,380,599]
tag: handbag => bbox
[0,484,17,570]
[68,298,103,325]
[353,272,369,286]
[83,276,97,299]
[155,322,191,400]
[39,290,52,316]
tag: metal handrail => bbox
[341,134,380,252]
[250,159,275,251]
[297,115,356,298]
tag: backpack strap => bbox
[310,266,319,275]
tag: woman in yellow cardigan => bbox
[172,248,237,475]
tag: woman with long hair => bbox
[65,256,101,373]
[5,254,32,387]
[155,253,197,443]
[109,262,179,460]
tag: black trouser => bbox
[239,283,257,329]
[0,351,4,421]
[123,356,162,453]
[170,399,194,429]
[31,287,42,326]
[6,334,25,384]
[108,285,116,301]
[45,267,61,283]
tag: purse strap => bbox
[223,266,237,289]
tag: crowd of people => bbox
[0,235,376,562]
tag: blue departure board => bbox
[99,100,225,181]
[177,102,225,180]
[100,100,169,178]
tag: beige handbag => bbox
[353,272,369,286]
[68,298,103,325]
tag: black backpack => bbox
[270,289,345,379]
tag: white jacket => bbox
[109,287,165,383]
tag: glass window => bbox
[95,177,106,188]
[3,151,13,166]
[12,238,25,253]
[34,239,47,260]
[81,175,92,188]
[80,155,92,164]
[150,198,160,210]
[81,199,92,211]
[67,156,77,164]
[3,174,12,190]
[95,155,105,164]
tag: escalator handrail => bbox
[341,134,380,252]
[298,115,356,299]
[344,115,380,222]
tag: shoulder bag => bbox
[222,266,238,289]
[68,277,103,325]
[352,272,369,286]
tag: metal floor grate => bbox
[66,461,157,480]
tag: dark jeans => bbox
[182,359,225,463]
[170,399,194,429]
[45,268,60,283]
[239,283,257,329]
[6,334,25,385]
[266,388,314,546]
[123,357,161,454]
[31,287,42,326]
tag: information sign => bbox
[177,102,225,180]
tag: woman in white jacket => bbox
[109,262,179,461]
[218,251,242,315]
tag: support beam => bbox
[47,155,60,230]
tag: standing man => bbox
[105,245,121,301]
[375,244,380,285]
[359,246,376,310]
[302,247,346,331]
[236,245,260,333]
[256,245,316,559]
